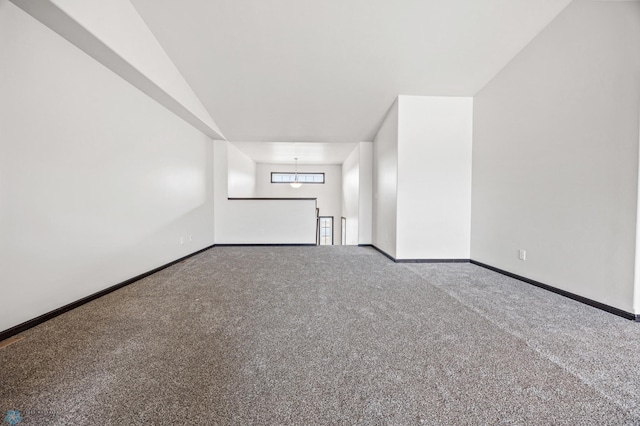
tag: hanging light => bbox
[290,157,302,188]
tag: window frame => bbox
[270,172,325,184]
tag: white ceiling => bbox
[232,141,358,165]
[131,0,572,147]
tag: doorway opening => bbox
[319,216,334,245]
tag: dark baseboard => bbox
[396,259,470,264]
[4,245,636,343]
[215,243,317,247]
[470,260,639,322]
[0,244,216,342]
[371,246,638,322]
[370,245,397,262]
[228,197,317,201]
[370,245,469,264]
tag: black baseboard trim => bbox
[396,259,470,264]
[4,246,636,342]
[370,245,469,264]
[470,260,639,322]
[0,244,216,342]
[215,243,317,247]
[370,245,397,262]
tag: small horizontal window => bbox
[271,172,325,184]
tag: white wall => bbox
[213,141,316,244]
[0,3,215,332]
[472,0,640,313]
[341,141,373,246]
[213,140,230,242]
[358,142,373,245]
[227,143,257,198]
[396,96,472,260]
[373,100,399,257]
[255,163,343,245]
[637,110,640,313]
[342,146,360,245]
[216,199,317,244]
[214,142,317,244]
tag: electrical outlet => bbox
[519,249,526,261]
[189,235,193,242]
[180,237,184,245]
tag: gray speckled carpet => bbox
[1,246,639,425]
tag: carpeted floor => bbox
[1,246,639,425]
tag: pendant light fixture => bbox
[290,157,302,188]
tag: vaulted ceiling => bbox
[131,0,572,146]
